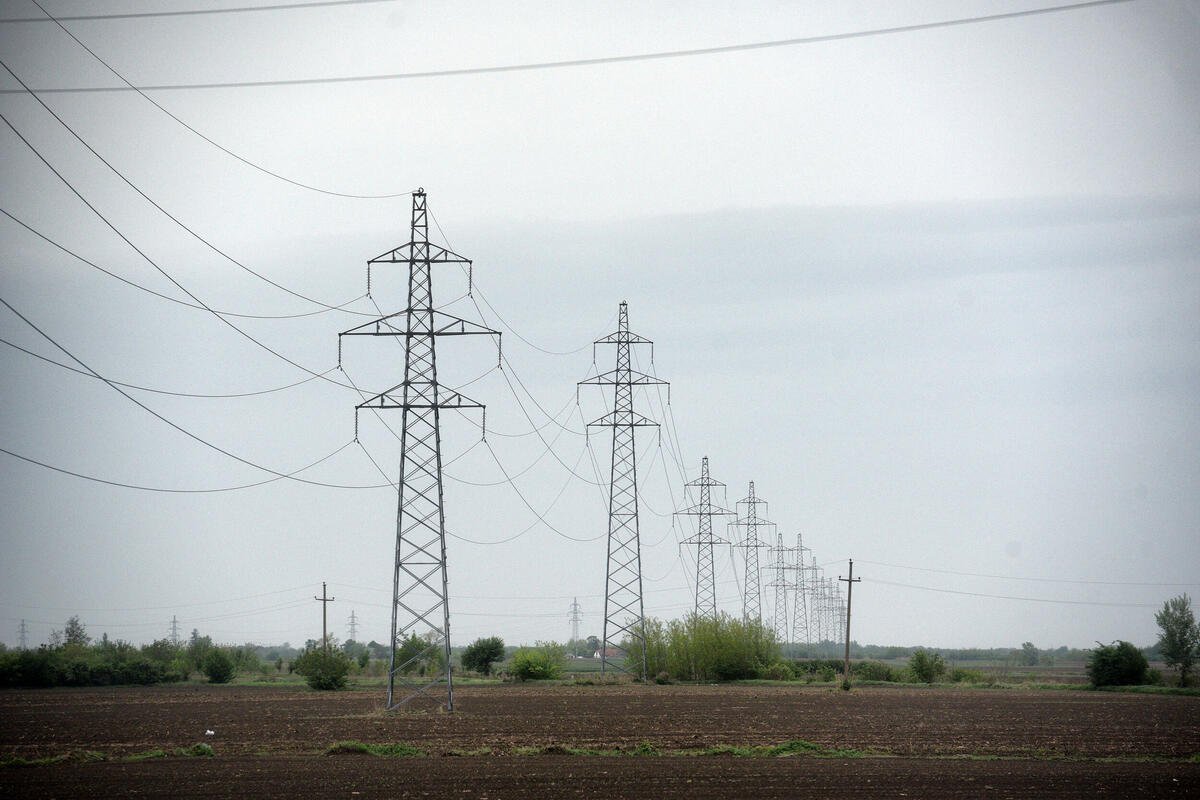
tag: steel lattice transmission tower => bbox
[569,597,582,655]
[578,301,668,679]
[789,533,812,649]
[767,530,796,645]
[339,189,499,711]
[675,457,734,619]
[730,482,773,623]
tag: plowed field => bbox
[2,683,1197,798]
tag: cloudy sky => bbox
[1,0,1197,653]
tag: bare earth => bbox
[1,683,1197,798]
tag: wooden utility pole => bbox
[838,559,862,686]
[314,582,336,654]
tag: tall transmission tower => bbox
[169,615,180,647]
[338,189,499,711]
[809,557,826,649]
[789,533,812,650]
[730,482,772,623]
[674,456,734,619]
[578,301,668,680]
[18,619,28,650]
[348,610,359,643]
[569,597,582,655]
[767,529,795,644]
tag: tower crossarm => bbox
[356,384,485,412]
[369,241,472,265]
[339,310,500,339]
[577,369,667,388]
[585,410,660,428]
[674,502,736,517]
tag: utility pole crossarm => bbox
[584,410,660,429]
[356,384,485,411]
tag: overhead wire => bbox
[0,105,384,395]
[0,1,1136,94]
[25,0,414,199]
[0,294,391,490]
[0,207,363,320]
[0,56,378,316]
[865,577,1161,608]
[856,559,1200,588]
[2,0,396,23]
[0,437,363,495]
[0,335,337,399]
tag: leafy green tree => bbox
[1020,641,1038,667]
[907,649,946,683]
[585,635,601,655]
[1155,594,1199,686]
[63,616,90,648]
[462,636,505,676]
[511,642,566,680]
[1086,641,1147,687]
[187,630,213,671]
[201,648,236,684]
[292,647,351,690]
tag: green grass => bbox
[1,750,106,768]
[326,740,425,758]
[123,749,169,762]
[1092,684,1200,697]
[177,743,215,758]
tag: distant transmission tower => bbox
[675,456,734,619]
[809,557,826,649]
[18,619,28,650]
[578,301,668,679]
[348,610,359,642]
[169,615,180,647]
[569,598,582,655]
[730,482,772,623]
[789,533,811,650]
[338,189,500,711]
[767,530,795,645]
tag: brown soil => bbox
[1,684,1197,797]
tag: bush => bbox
[852,661,900,682]
[907,649,946,684]
[654,670,672,685]
[949,667,986,684]
[640,613,780,682]
[292,648,352,690]
[201,649,236,684]
[760,661,795,681]
[1087,641,1148,687]
[510,642,566,680]
[461,636,505,676]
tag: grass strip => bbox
[326,740,425,758]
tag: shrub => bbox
[201,649,236,684]
[461,636,505,676]
[852,661,900,682]
[760,661,795,681]
[510,642,566,680]
[1087,641,1148,687]
[907,649,946,684]
[654,670,672,685]
[949,667,986,684]
[292,648,352,690]
[640,613,780,682]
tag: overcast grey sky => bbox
[0,0,1197,652]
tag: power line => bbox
[1,0,395,23]
[1,207,362,320]
[0,105,385,395]
[25,0,414,199]
[0,439,365,494]
[0,336,336,399]
[857,559,1199,588]
[0,1,1135,94]
[2,584,317,612]
[0,294,392,490]
[0,56,379,316]
[865,577,1160,608]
